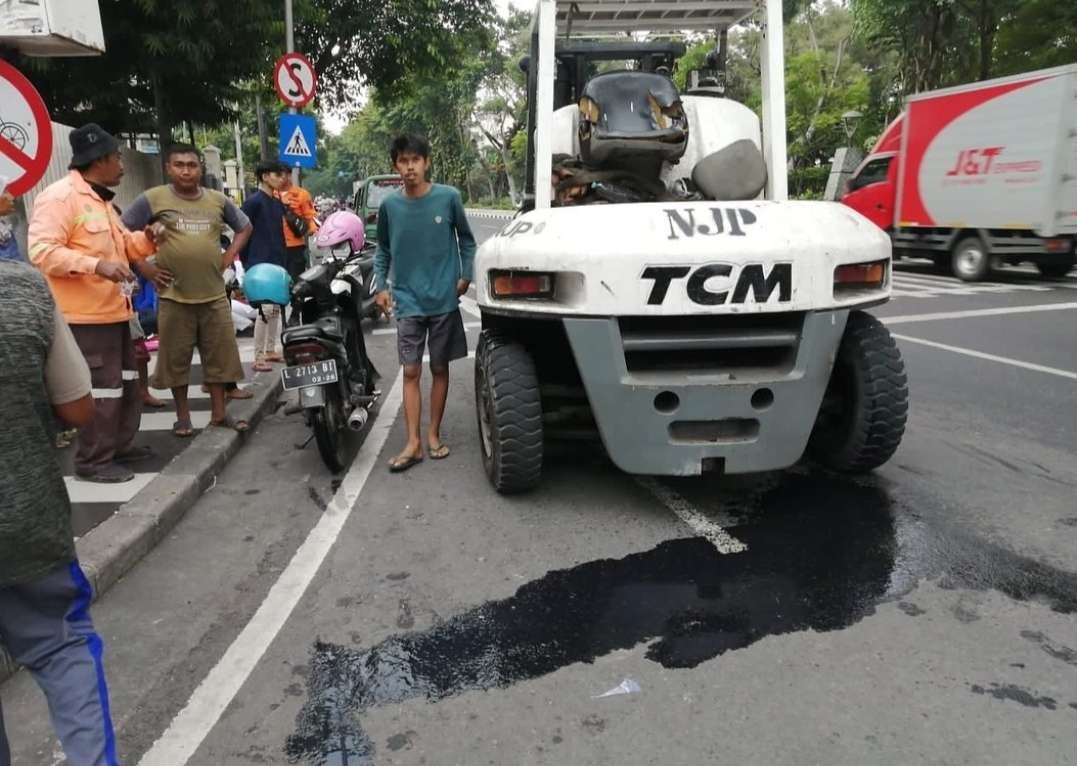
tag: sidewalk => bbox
[59,337,257,538]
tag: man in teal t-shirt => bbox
[373,133,477,473]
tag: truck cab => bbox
[842,117,903,233]
[352,174,403,243]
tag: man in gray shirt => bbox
[0,260,120,765]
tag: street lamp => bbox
[841,110,863,143]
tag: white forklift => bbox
[473,0,908,493]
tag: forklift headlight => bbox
[490,270,555,300]
[834,260,888,292]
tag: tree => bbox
[994,1,1077,75]
[20,0,278,143]
[295,0,496,108]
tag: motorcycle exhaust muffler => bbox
[347,408,369,432]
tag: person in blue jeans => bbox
[0,260,118,766]
[373,133,477,472]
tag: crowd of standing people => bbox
[0,123,317,765]
[1,124,476,766]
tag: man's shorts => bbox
[152,297,245,388]
[396,310,468,367]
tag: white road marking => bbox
[636,477,747,554]
[882,301,1077,326]
[64,473,156,503]
[459,294,481,319]
[140,411,212,431]
[147,385,250,400]
[136,371,406,766]
[893,334,1077,381]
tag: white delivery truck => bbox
[843,65,1077,281]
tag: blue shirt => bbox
[373,184,476,318]
[239,189,287,269]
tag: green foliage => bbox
[21,0,277,136]
[994,1,1077,75]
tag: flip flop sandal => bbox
[172,419,195,438]
[143,397,168,409]
[252,362,274,372]
[428,444,451,460]
[210,416,250,433]
[389,454,423,473]
[227,388,254,400]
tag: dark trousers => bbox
[286,245,308,324]
[71,322,142,473]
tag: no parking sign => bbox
[0,61,52,196]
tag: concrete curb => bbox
[0,372,283,684]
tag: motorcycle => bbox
[279,220,380,472]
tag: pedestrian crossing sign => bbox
[279,113,317,169]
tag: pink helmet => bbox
[314,210,365,253]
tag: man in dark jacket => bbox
[0,260,119,765]
[240,160,288,370]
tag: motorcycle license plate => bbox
[281,359,338,391]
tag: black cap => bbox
[69,123,121,168]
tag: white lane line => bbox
[136,372,406,766]
[636,477,747,554]
[882,301,1077,326]
[893,334,1077,381]
[65,473,156,504]
[459,294,481,319]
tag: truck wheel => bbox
[808,311,908,473]
[475,330,543,493]
[1036,256,1075,279]
[952,236,990,281]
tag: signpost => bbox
[273,52,317,109]
[0,60,54,195]
[279,113,317,169]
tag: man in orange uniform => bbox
[279,173,318,325]
[29,124,163,483]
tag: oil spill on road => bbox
[285,474,1077,765]
[970,683,1058,709]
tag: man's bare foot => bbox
[389,445,424,473]
[428,440,450,460]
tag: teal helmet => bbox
[243,263,292,306]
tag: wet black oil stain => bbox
[970,683,1058,709]
[1020,630,1077,667]
[898,602,926,616]
[285,474,1077,765]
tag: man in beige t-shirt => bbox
[123,143,254,436]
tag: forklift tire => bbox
[808,311,908,473]
[475,330,543,493]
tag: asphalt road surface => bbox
[4,214,1077,765]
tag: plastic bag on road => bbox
[592,678,641,699]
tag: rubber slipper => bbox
[209,416,249,433]
[143,396,167,409]
[172,420,195,438]
[227,388,254,400]
[428,444,450,460]
[389,454,423,473]
[252,362,273,372]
